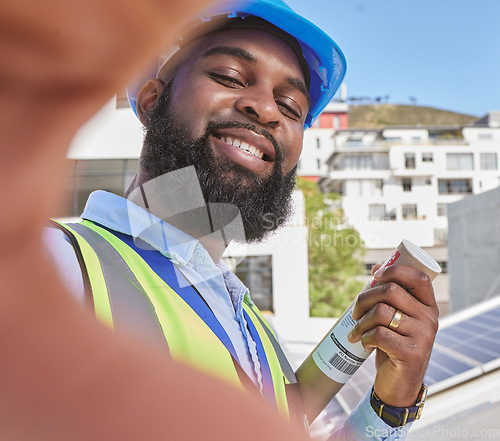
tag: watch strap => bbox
[370,384,428,427]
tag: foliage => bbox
[348,104,476,129]
[297,178,365,317]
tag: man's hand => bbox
[347,264,439,407]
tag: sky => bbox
[287,0,500,117]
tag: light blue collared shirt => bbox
[44,190,409,441]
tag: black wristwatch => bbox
[370,384,428,427]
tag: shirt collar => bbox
[81,190,200,266]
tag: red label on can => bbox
[370,250,401,287]
[386,250,401,267]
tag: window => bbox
[345,138,363,147]
[225,255,273,312]
[434,229,448,246]
[52,159,139,218]
[437,203,447,217]
[364,263,376,276]
[316,138,321,149]
[372,153,390,170]
[480,153,498,170]
[402,178,412,192]
[369,204,387,220]
[317,158,321,170]
[437,261,448,274]
[404,153,416,169]
[438,179,473,195]
[402,203,418,220]
[422,152,433,162]
[343,154,373,169]
[446,153,474,170]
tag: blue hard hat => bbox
[127,0,346,129]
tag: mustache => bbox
[206,120,283,164]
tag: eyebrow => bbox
[287,77,311,108]
[201,45,257,63]
[202,45,311,107]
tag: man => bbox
[45,0,439,439]
[0,0,322,439]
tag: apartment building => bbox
[311,112,500,313]
[299,101,349,181]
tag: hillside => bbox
[348,104,477,128]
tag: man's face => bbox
[138,28,310,242]
[164,28,309,178]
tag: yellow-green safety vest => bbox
[50,219,304,423]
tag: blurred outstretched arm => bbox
[0,2,310,440]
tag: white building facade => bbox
[299,102,349,179]
[316,112,500,313]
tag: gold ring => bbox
[388,309,403,331]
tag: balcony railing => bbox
[334,139,468,151]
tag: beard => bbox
[139,83,297,243]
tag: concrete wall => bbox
[448,186,500,312]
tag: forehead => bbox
[174,28,306,82]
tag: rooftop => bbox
[273,295,500,439]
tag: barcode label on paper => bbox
[312,305,370,383]
[328,353,361,376]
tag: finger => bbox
[360,326,433,369]
[352,281,420,321]
[358,325,403,354]
[371,264,382,277]
[348,304,408,343]
[372,264,437,308]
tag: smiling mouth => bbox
[217,136,265,160]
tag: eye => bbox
[209,72,246,89]
[276,98,302,121]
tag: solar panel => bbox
[474,335,500,352]
[426,349,476,381]
[479,313,500,327]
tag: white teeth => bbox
[219,136,264,159]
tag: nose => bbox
[235,85,281,129]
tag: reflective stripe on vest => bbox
[52,219,296,419]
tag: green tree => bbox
[297,178,365,317]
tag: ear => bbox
[136,79,164,126]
